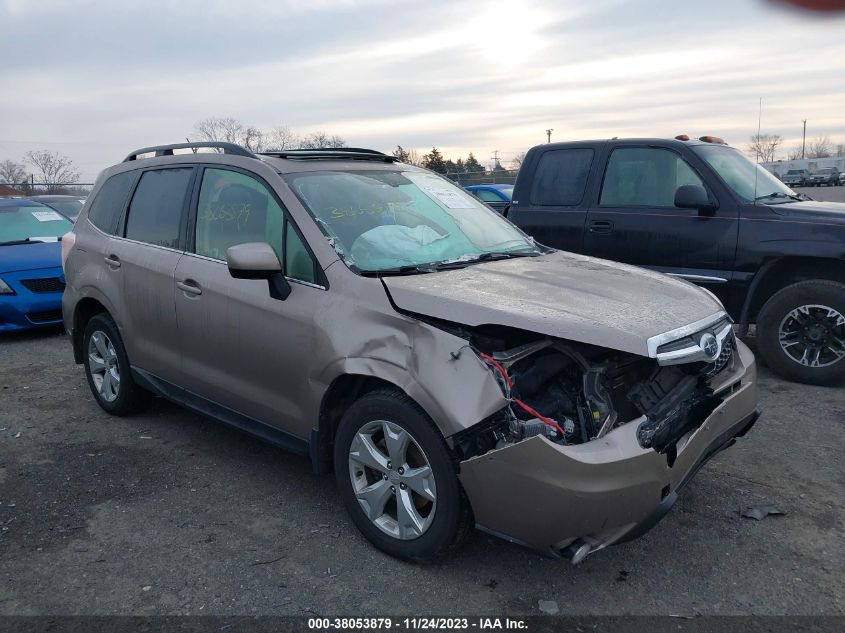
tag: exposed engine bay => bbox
[448,324,735,462]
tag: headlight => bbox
[0,278,15,295]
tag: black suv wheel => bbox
[757,280,845,386]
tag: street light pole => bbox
[546,128,553,143]
[801,119,807,160]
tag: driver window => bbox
[195,168,284,261]
[600,148,704,208]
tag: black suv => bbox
[507,136,845,385]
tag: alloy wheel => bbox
[348,420,437,540]
[778,304,845,368]
[87,330,121,402]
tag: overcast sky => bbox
[1,0,843,181]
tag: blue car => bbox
[464,184,514,213]
[0,199,73,332]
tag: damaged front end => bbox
[446,317,758,561]
[452,323,735,461]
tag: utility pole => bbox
[546,128,553,143]
[801,119,807,159]
[491,150,499,170]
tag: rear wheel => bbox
[757,280,845,385]
[333,389,471,561]
[82,314,148,415]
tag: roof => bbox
[29,195,85,201]
[465,184,514,190]
[0,184,25,197]
[541,137,711,150]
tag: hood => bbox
[0,241,62,274]
[768,200,845,223]
[382,250,723,357]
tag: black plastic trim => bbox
[131,367,309,456]
[123,142,257,162]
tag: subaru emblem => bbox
[700,333,719,360]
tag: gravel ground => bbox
[0,328,842,616]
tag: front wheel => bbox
[333,389,471,561]
[756,280,845,385]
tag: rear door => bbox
[508,146,596,252]
[110,166,194,381]
[174,166,326,437]
[584,145,739,292]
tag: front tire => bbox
[82,313,148,415]
[333,389,471,561]
[756,280,845,385]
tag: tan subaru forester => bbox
[62,142,759,563]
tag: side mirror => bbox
[227,242,291,300]
[674,184,716,214]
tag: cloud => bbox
[1,0,843,179]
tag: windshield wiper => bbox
[359,264,439,277]
[431,250,540,270]
[0,238,40,246]
[754,191,802,203]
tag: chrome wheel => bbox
[348,420,437,540]
[87,330,121,402]
[778,304,845,368]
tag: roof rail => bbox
[122,142,257,163]
[258,148,398,163]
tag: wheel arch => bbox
[72,297,111,363]
[314,373,419,474]
[742,256,845,325]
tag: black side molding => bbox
[131,368,309,457]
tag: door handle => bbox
[589,220,614,234]
[103,254,121,268]
[176,280,202,296]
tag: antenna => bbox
[546,128,554,143]
[754,97,762,203]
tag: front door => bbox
[174,166,327,438]
[584,146,739,295]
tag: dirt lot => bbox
[0,328,843,616]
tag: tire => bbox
[756,280,845,386]
[82,313,148,415]
[333,389,472,561]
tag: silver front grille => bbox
[647,312,734,367]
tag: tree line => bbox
[0,151,80,191]
[191,116,347,152]
[747,133,845,162]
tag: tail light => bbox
[61,231,76,271]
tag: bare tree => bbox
[193,117,264,151]
[747,134,782,163]
[836,144,845,158]
[807,136,833,159]
[787,145,804,160]
[265,126,301,151]
[299,132,346,149]
[510,152,526,170]
[24,150,79,192]
[405,148,422,166]
[0,159,28,185]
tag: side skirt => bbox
[131,367,310,457]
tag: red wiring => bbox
[478,352,566,437]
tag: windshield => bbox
[284,170,538,272]
[786,170,802,175]
[693,145,797,202]
[0,204,73,244]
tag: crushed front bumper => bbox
[458,339,758,559]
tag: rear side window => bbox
[530,149,594,206]
[474,189,503,202]
[124,168,193,248]
[87,171,137,234]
